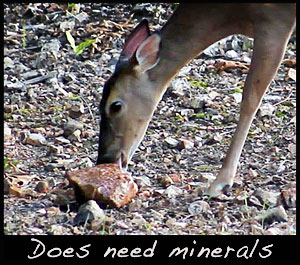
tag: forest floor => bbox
[4,3,296,235]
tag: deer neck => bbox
[147,4,246,95]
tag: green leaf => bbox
[174,113,184,121]
[4,157,10,170]
[229,88,243,94]
[76,39,95,55]
[66,30,76,52]
[276,111,286,118]
[190,113,206,119]
[189,80,208,88]
[69,92,80,100]
[22,25,27,48]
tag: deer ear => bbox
[120,19,150,59]
[135,33,161,73]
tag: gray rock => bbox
[63,118,83,137]
[253,188,280,208]
[188,200,210,215]
[69,103,85,119]
[24,133,47,146]
[256,205,288,225]
[164,137,179,147]
[74,200,105,225]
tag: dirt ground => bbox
[4,3,296,235]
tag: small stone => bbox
[4,56,14,69]
[190,98,205,112]
[163,157,172,163]
[257,205,288,225]
[287,68,296,81]
[253,188,280,208]
[248,168,259,178]
[164,137,179,147]
[63,118,83,137]
[137,190,151,198]
[47,207,61,217]
[24,133,47,145]
[68,129,81,141]
[225,49,238,59]
[75,11,89,23]
[188,200,210,215]
[259,103,275,117]
[166,218,176,228]
[4,122,12,142]
[74,200,106,226]
[128,198,143,212]
[271,146,280,153]
[168,174,181,183]
[208,91,220,100]
[90,218,106,231]
[5,81,26,91]
[173,222,188,229]
[164,185,183,198]
[55,136,71,145]
[131,213,147,228]
[134,176,151,187]
[278,187,296,208]
[44,163,62,172]
[51,188,74,206]
[49,225,64,235]
[198,173,216,183]
[48,144,63,155]
[77,157,94,169]
[248,195,263,207]
[47,177,56,188]
[213,133,223,142]
[35,181,49,193]
[250,224,264,235]
[4,178,11,194]
[116,220,129,229]
[287,143,296,154]
[264,227,284,235]
[60,20,75,32]
[69,103,85,119]
[160,175,174,187]
[20,70,40,80]
[178,139,194,150]
[232,92,242,103]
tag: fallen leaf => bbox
[282,58,296,67]
[214,60,249,73]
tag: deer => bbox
[96,3,296,197]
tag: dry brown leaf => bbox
[8,174,33,186]
[214,60,249,73]
[9,185,35,197]
[283,58,296,67]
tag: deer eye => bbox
[109,101,122,114]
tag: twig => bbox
[273,90,294,106]
[79,96,96,126]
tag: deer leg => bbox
[207,23,293,197]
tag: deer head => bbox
[97,20,161,171]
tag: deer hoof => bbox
[206,181,233,197]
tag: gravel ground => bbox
[4,3,296,235]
